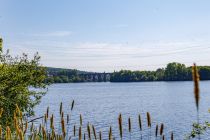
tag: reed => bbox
[147,112,151,128]
[84,133,86,140]
[99,131,102,140]
[0,100,176,140]
[118,113,123,139]
[160,123,164,136]
[79,126,82,140]
[60,102,63,115]
[192,63,200,140]
[109,126,112,140]
[87,123,91,140]
[0,125,2,139]
[46,106,49,119]
[171,132,173,140]
[61,117,66,137]
[73,125,76,137]
[192,63,200,111]
[92,125,97,140]
[80,114,83,126]
[128,117,131,140]
[71,100,75,111]
[155,124,158,138]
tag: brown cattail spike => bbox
[60,102,63,115]
[87,123,91,140]
[109,126,112,140]
[79,126,82,140]
[160,123,164,135]
[171,132,174,140]
[92,125,97,140]
[74,125,76,136]
[128,117,131,133]
[118,114,123,139]
[138,114,142,131]
[46,106,49,118]
[80,114,83,126]
[71,100,75,111]
[155,124,158,137]
[192,63,200,111]
[99,131,102,140]
[147,112,151,128]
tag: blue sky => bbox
[1,0,210,72]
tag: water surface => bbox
[34,81,210,139]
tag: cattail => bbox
[6,126,11,140]
[60,102,63,115]
[67,114,70,124]
[0,108,3,118]
[61,118,66,137]
[39,124,42,133]
[30,122,34,132]
[44,114,47,124]
[147,112,151,128]
[92,125,97,140]
[171,132,174,140]
[118,114,123,139]
[162,135,165,140]
[71,100,75,111]
[50,114,54,130]
[109,126,112,140]
[99,131,102,140]
[46,106,49,118]
[138,114,142,131]
[74,125,76,136]
[80,114,83,126]
[79,126,82,140]
[128,117,131,133]
[160,123,164,136]
[42,126,47,140]
[18,129,24,140]
[155,124,158,137]
[24,121,28,134]
[0,125,2,139]
[61,112,64,119]
[192,63,200,110]
[87,123,91,140]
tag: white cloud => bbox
[4,40,210,72]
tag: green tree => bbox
[164,62,188,81]
[0,50,47,127]
[0,38,2,52]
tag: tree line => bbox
[46,62,210,83]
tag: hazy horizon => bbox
[1,0,210,72]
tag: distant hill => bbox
[45,62,210,83]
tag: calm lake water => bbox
[34,81,210,139]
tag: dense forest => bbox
[46,62,210,83]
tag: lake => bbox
[34,81,210,139]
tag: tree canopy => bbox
[0,42,48,127]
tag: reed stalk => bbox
[87,123,91,140]
[109,126,112,140]
[138,114,142,140]
[118,113,123,140]
[192,63,200,140]
[79,126,82,140]
[71,100,75,111]
[160,123,164,136]
[128,117,131,140]
[92,125,97,140]
[155,124,158,139]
